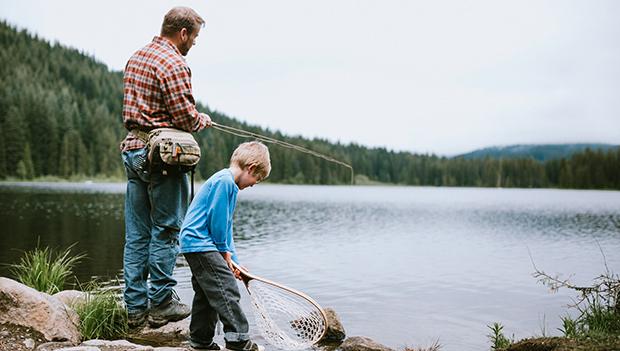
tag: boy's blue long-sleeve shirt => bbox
[180,168,239,263]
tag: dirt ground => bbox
[0,323,46,351]
[506,336,620,351]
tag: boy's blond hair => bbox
[230,141,271,181]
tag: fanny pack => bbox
[131,128,201,172]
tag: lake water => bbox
[1,182,619,351]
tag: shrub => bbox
[532,248,620,338]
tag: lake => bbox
[1,182,619,351]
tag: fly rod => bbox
[210,122,354,184]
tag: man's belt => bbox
[130,129,149,143]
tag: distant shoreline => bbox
[2,179,620,192]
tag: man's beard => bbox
[180,40,191,56]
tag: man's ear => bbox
[180,28,188,41]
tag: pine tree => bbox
[16,143,35,179]
[0,124,6,178]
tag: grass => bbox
[404,339,442,351]
[73,282,128,340]
[487,322,512,350]
[558,297,620,339]
[532,248,620,340]
[10,243,128,340]
[9,243,85,294]
[490,249,620,350]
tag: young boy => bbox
[180,141,271,351]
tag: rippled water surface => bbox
[1,182,619,351]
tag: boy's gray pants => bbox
[184,251,250,344]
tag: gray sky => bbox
[2,0,619,155]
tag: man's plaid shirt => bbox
[120,36,210,151]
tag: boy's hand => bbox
[221,251,243,280]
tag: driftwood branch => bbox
[528,245,620,313]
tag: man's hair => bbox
[230,141,271,181]
[161,7,205,37]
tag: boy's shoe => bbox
[186,340,222,350]
[127,310,148,329]
[225,340,265,351]
[147,292,191,328]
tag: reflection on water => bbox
[1,182,619,351]
[0,184,125,281]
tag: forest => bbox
[0,21,618,189]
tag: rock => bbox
[52,291,89,308]
[340,336,395,351]
[83,339,155,350]
[82,339,138,347]
[0,277,81,343]
[23,338,36,349]
[35,341,78,351]
[132,318,189,344]
[34,339,190,351]
[1,322,48,351]
[322,308,346,342]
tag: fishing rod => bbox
[210,122,355,185]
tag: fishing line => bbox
[210,122,354,184]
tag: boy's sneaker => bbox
[147,291,191,328]
[186,340,222,350]
[225,340,265,351]
[127,310,148,329]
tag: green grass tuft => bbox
[73,282,128,340]
[10,243,85,294]
[487,322,512,350]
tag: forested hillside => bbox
[0,21,618,189]
[457,143,618,162]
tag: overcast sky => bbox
[2,1,619,155]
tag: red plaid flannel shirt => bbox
[120,36,210,151]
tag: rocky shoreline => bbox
[5,277,618,351]
[1,277,391,351]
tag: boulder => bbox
[0,277,81,343]
[52,291,89,308]
[322,308,346,342]
[131,318,189,344]
[340,336,395,351]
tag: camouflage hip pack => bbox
[132,128,201,172]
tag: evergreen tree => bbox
[0,124,6,178]
[16,143,35,179]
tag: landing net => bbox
[246,279,327,350]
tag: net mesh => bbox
[247,279,326,350]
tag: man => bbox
[120,6,211,328]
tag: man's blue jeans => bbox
[122,148,189,313]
